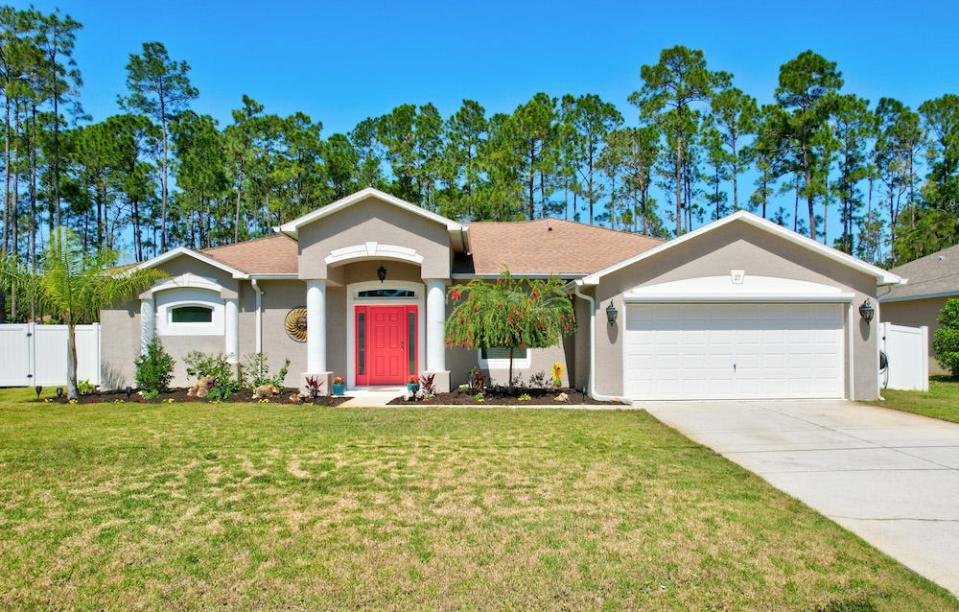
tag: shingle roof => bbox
[457,219,663,276]
[200,234,298,275]
[194,219,661,278]
[883,243,959,301]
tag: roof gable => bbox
[277,188,464,237]
[136,247,248,279]
[578,211,904,287]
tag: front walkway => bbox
[339,387,406,407]
[643,399,959,596]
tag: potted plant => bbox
[332,375,346,396]
[407,375,420,394]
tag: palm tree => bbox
[0,228,166,399]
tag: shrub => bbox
[77,379,96,395]
[304,375,324,399]
[469,367,485,393]
[934,299,959,376]
[184,351,240,397]
[419,372,436,394]
[241,352,290,391]
[528,371,547,388]
[134,339,175,394]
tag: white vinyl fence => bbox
[880,322,929,392]
[0,323,101,387]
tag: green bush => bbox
[134,339,175,394]
[77,379,96,395]
[184,351,240,397]
[934,298,959,377]
[240,353,290,391]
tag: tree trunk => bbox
[803,146,815,240]
[2,96,10,256]
[731,135,739,210]
[159,86,169,252]
[66,321,79,400]
[674,136,683,235]
[508,346,514,392]
[793,173,800,232]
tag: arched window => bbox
[170,305,213,323]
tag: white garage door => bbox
[624,303,845,400]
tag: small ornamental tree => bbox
[446,271,576,388]
[933,298,959,377]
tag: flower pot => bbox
[332,382,345,396]
[407,383,420,394]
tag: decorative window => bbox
[170,305,213,323]
[408,311,416,374]
[478,346,530,369]
[357,311,366,375]
[357,289,416,298]
[155,287,224,336]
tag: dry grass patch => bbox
[0,392,954,609]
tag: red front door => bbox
[355,305,417,386]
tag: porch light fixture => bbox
[606,300,618,326]
[377,265,387,283]
[859,299,875,324]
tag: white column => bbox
[225,297,239,364]
[139,297,155,354]
[306,279,326,373]
[425,279,446,372]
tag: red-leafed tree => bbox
[445,271,575,388]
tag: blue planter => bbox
[332,382,345,396]
[407,383,420,394]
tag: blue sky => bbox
[11,0,959,235]
[16,0,957,133]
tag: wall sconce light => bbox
[859,299,875,324]
[606,300,618,326]
[377,265,387,283]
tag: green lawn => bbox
[0,391,953,609]
[870,376,959,424]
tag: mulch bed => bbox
[388,387,625,406]
[44,387,352,406]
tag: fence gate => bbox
[0,323,101,387]
[880,322,929,392]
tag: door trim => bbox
[346,280,425,389]
[354,304,418,386]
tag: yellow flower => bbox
[551,362,564,386]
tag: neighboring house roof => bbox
[200,234,299,276]
[454,219,662,277]
[276,187,465,237]
[882,243,959,302]
[577,210,904,287]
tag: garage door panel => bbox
[624,303,844,400]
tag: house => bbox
[101,188,903,401]
[880,243,959,374]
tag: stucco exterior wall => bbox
[588,221,882,400]
[100,255,242,389]
[881,296,949,375]
[297,197,452,280]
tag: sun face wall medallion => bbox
[285,307,308,342]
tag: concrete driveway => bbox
[643,400,959,597]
